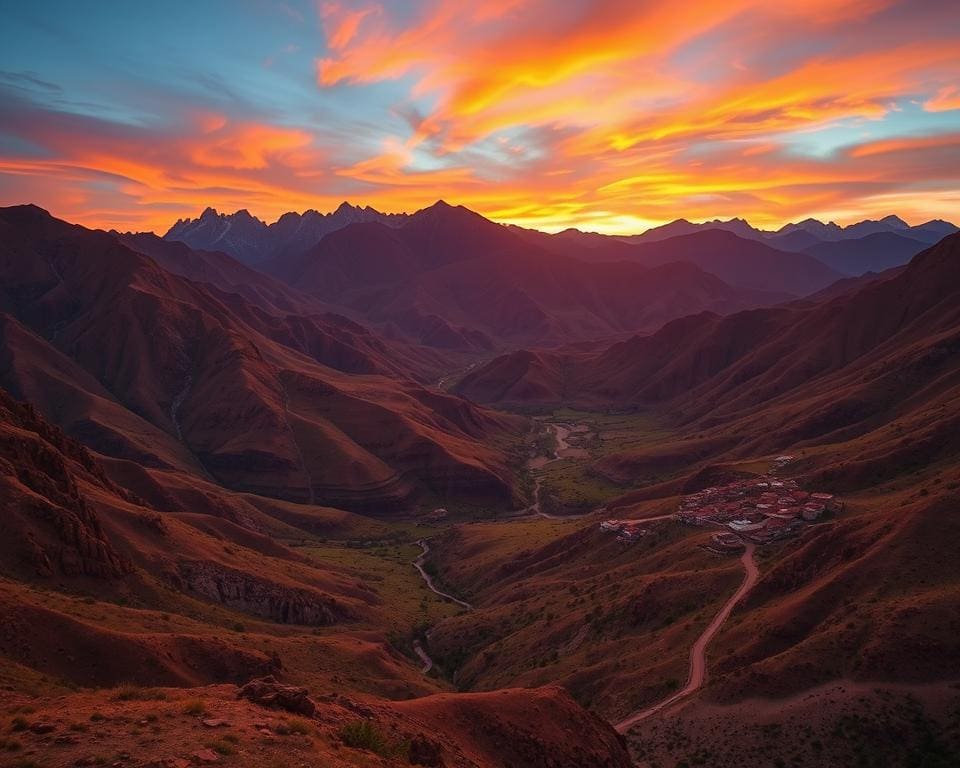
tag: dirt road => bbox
[413,539,472,609]
[615,542,759,733]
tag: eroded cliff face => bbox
[174,560,354,626]
[0,391,131,579]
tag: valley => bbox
[4,3,960,764]
[1,203,959,767]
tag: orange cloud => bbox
[925,85,960,113]
[321,2,378,50]
[187,123,315,169]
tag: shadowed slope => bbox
[0,205,524,511]
[271,202,790,350]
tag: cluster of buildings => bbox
[599,519,649,543]
[677,476,842,546]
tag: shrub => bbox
[182,699,208,717]
[205,738,238,756]
[277,718,312,736]
[340,720,408,758]
[343,720,386,750]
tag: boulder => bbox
[237,675,316,716]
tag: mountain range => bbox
[165,202,408,267]
[620,212,955,247]
[165,205,956,354]
[0,205,523,513]
[3,198,960,767]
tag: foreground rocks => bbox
[0,682,632,768]
[237,676,316,716]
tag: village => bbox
[600,518,650,543]
[599,456,843,552]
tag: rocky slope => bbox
[0,387,131,580]
[0,681,633,768]
[0,204,525,512]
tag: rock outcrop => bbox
[175,561,354,626]
[237,676,316,716]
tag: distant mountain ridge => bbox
[166,203,956,276]
[161,201,956,349]
[512,226,844,296]
[592,213,956,278]
[165,202,408,266]
[264,200,790,350]
[620,213,956,246]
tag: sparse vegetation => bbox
[205,737,239,756]
[277,717,312,736]
[182,699,208,716]
[340,719,409,758]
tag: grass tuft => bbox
[182,699,208,717]
[205,738,238,756]
[340,719,408,758]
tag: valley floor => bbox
[6,395,959,767]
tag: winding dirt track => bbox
[615,542,759,733]
[413,539,472,609]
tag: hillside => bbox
[0,682,631,768]
[0,384,636,766]
[0,385,390,687]
[270,202,786,350]
[0,205,525,512]
[458,233,960,432]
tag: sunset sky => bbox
[1,0,958,234]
